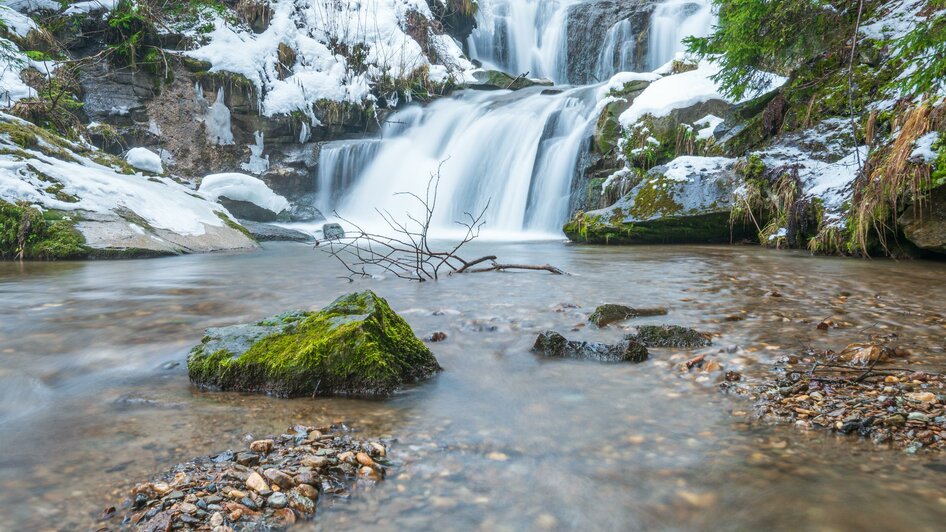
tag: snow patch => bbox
[910,132,940,164]
[662,156,735,183]
[694,114,724,141]
[125,147,164,174]
[198,173,289,214]
[240,131,269,175]
[63,0,119,15]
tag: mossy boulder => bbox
[628,325,710,349]
[532,331,648,363]
[188,291,442,398]
[565,156,755,245]
[589,304,668,327]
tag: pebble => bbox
[909,412,931,423]
[356,452,375,467]
[263,469,295,490]
[267,492,288,509]
[249,439,274,454]
[209,512,224,527]
[907,392,937,403]
[246,472,268,492]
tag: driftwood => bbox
[321,165,565,282]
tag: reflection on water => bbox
[1,243,945,530]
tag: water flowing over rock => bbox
[187,291,442,398]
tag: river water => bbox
[1,241,945,530]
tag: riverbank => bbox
[3,243,946,530]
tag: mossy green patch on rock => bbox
[565,210,752,245]
[187,291,442,398]
[0,200,87,260]
[589,304,668,327]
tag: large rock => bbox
[899,184,946,255]
[532,331,648,362]
[465,70,553,91]
[187,291,442,398]
[565,156,752,244]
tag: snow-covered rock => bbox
[198,173,290,222]
[0,113,257,256]
[125,147,164,174]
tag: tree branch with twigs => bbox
[320,164,565,282]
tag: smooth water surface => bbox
[1,242,946,531]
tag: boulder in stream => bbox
[629,325,710,348]
[187,291,442,398]
[532,331,648,362]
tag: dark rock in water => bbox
[465,70,554,91]
[219,196,287,223]
[900,184,946,255]
[589,304,669,326]
[187,291,442,398]
[286,197,325,222]
[532,331,648,362]
[629,325,710,348]
[239,220,313,242]
[322,223,345,241]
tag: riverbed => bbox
[1,242,945,530]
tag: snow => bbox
[910,132,940,164]
[618,62,786,128]
[198,173,289,214]
[0,5,37,37]
[240,131,269,175]
[662,156,735,183]
[183,0,473,118]
[62,0,119,15]
[0,114,227,235]
[0,39,35,106]
[2,0,60,13]
[196,85,235,145]
[597,71,662,98]
[694,114,724,140]
[125,147,164,174]
[860,0,927,41]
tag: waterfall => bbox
[593,19,637,83]
[468,0,580,84]
[312,0,718,237]
[646,0,714,70]
[314,139,380,214]
[335,87,599,237]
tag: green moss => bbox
[187,291,442,398]
[628,174,683,219]
[0,121,38,149]
[214,211,257,242]
[0,200,87,260]
[565,210,751,245]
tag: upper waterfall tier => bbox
[468,0,713,85]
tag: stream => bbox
[1,242,946,530]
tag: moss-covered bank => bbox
[188,291,442,398]
[0,200,87,260]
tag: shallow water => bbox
[1,242,945,531]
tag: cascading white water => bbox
[468,0,580,84]
[314,139,380,214]
[313,0,717,237]
[336,87,599,237]
[594,19,636,83]
[646,0,714,70]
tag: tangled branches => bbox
[321,166,564,282]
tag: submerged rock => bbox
[187,291,442,398]
[589,304,668,327]
[239,220,313,242]
[629,325,710,348]
[532,331,648,362]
